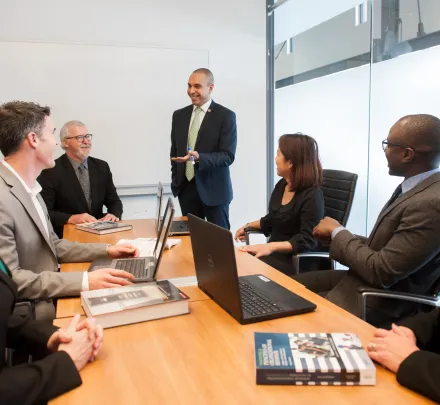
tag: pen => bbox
[187,146,195,165]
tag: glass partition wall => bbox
[270,0,440,237]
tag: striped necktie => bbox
[186,107,202,181]
[78,164,92,211]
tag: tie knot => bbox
[194,107,202,115]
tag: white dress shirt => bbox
[1,160,90,290]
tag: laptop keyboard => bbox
[239,280,281,316]
[115,259,148,279]
[172,220,188,231]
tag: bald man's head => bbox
[394,114,440,153]
[386,114,440,177]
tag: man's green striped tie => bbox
[186,107,202,181]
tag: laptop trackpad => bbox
[88,258,114,271]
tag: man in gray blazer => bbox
[0,101,138,320]
[295,114,440,327]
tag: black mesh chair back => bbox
[322,169,358,226]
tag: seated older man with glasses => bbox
[293,114,440,328]
[38,120,123,238]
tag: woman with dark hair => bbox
[235,133,324,274]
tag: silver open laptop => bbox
[156,182,189,236]
[88,198,175,282]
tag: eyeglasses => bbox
[382,139,414,152]
[65,134,93,142]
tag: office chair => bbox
[358,276,440,324]
[245,169,358,274]
[5,300,36,367]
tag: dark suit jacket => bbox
[38,154,123,237]
[170,101,237,206]
[327,172,440,323]
[0,268,81,405]
[397,309,440,403]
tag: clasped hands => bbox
[47,314,104,370]
[367,324,419,373]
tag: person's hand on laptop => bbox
[88,268,135,290]
[68,213,98,224]
[99,213,119,222]
[107,243,139,259]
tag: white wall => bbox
[368,45,440,231]
[0,0,267,232]
[275,65,371,237]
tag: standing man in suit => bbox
[0,101,138,320]
[38,120,123,238]
[170,68,237,229]
[294,114,440,327]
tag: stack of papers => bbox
[116,238,181,257]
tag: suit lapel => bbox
[0,165,57,256]
[61,154,89,213]
[194,101,215,151]
[36,193,57,255]
[179,106,193,154]
[369,173,440,241]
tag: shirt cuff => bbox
[82,271,89,291]
[331,226,345,240]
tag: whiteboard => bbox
[0,41,209,186]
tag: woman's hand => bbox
[234,226,247,242]
[239,243,274,258]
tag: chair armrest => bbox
[244,227,264,245]
[357,288,440,321]
[296,252,330,259]
[14,299,36,320]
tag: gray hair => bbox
[60,120,86,149]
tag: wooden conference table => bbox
[50,219,433,405]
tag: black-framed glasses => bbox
[382,139,414,152]
[65,134,93,142]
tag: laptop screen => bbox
[187,214,243,322]
[155,182,164,234]
[153,197,174,269]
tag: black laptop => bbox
[88,198,175,282]
[188,214,317,324]
[156,182,189,236]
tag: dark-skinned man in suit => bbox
[294,114,440,327]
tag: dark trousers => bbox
[178,178,230,230]
[293,270,402,328]
[293,270,346,297]
[259,253,298,276]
